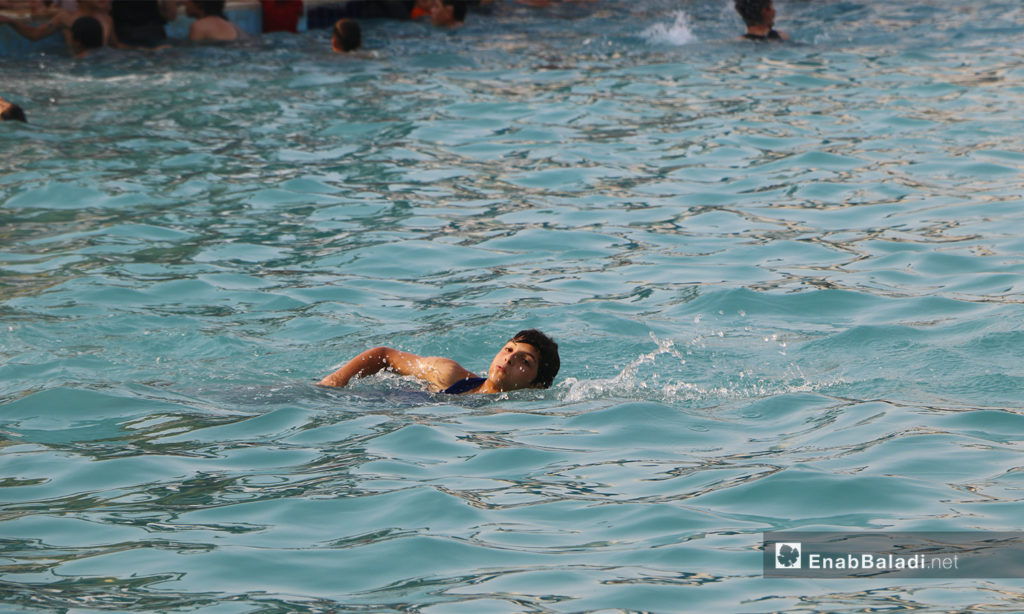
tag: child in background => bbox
[429,0,465,27]
[331,16,359,52]
[0,96,27,122]
[69,13,102,56]
[184,0,242,42]
[734,0,788,41]
[0,0,117,53]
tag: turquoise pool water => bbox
[3,1,1024,611]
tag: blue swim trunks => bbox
[442,377,486,394]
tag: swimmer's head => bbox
[332,18,361,52]
[0,98,27,123]
[71,16,104,52]
[431,0,467,28]
[511,329,560,389]
[734,0,774,27]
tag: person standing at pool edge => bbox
[735,0,788,41]
[319,329,560,394]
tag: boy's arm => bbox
[318,346,395,387]
[0,14,59,41]
[318,347,474,390]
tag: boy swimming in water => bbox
[735,0,788,41]
[318,329,560,394]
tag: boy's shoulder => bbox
[190,15,237,40]
[418,355,478,390]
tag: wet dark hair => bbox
[1,102,27,122]
[196,0,227,18]
[71,16,103,51]
[443,0,467,23]
[512,329,560,389]
[332,18,361,52]
[734,0,771,27]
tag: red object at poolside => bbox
[261,0,303,33]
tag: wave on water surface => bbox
[3,0,1024,612]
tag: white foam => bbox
[562,332,700,403]
[559,332,836,405]
[641,10,697,46]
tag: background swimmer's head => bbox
[332,18,361,52]
[0,98,27,123]
[511,329,560,389]
[71,16,104,52]
[432,0,467,27]
[734,0,774,27]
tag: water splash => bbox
[641,10,697,46]
[560,332,826,405]
[561,333,699,403]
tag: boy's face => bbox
[488,340,541,391]
[763,1,775,27]
[430,1,456,27]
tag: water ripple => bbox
[4,1,1024,611]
